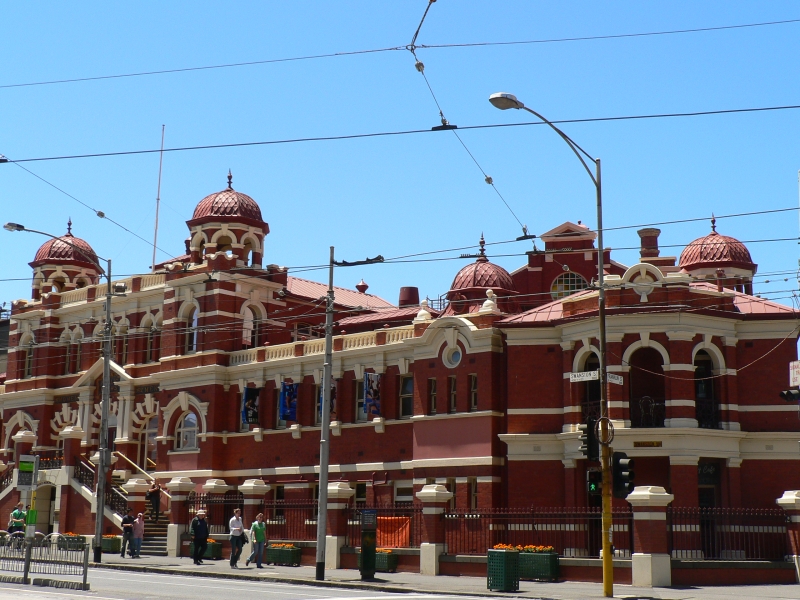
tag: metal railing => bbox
[262,500,318,541]
[629,396,666,428]
[34,450,64,470]
[345,503,423,548]
[187,492,245,536]
[0,534,89,589]
[696,398,721,429]
[105,487,129,516]
[73,456,95,490]
[668,507,789,560]
[444,507,634,557]
[0,465,14,495]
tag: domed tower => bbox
[186,171,269,269]
[679,217,757,294]
[444,235,517,315]
[28,220,101,300]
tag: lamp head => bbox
[489,93,524,110]
[3,222,25,232]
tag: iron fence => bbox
[105,487,129,516]
[0,466,13,495]
[262,500,318,541]
[73,457,95,490]
[187,492,245,536]
[668,507,789,560]
[345,503,423,548]
[444,507,634,557]
[35,451,64,470]
[630,396,666,428]
[0,535,89,587]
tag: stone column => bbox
[416,484,453,575]
[560,342,579,432]
[59,426,85,469]
[239,479,270,564]
[12,429,37,459]
[776,490,800,581]
[325,482,355,569]
[628,485,674,587]
[669,455,699,507]
[665,333,698,428]
[121,479,150,518]
[164,477,196,557]
[606,334,627,424]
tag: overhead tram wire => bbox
[5,156,179,262]
[2,18,799,90]
[407,0,527,231]
[5,103,800,165]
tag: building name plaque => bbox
[633,441,662,448]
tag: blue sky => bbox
[2,1,800,308]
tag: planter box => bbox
[519,551,559,581]
[189,542,223,560]
[487,549,520,592]
[101,537,121,554]
[357,551,399,573]
[57,536,87,550]
[266,546,302,566]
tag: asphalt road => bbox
[0,571,474,600]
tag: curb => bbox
[90,562,547,599]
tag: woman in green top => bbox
[245,513,267,568]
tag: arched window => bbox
[242,306,259,347]
[694,350,720,429]
[550,272,589,300]
[175,412,198,450]
[184,307,199,354]
[64,340,72,376]
[629,348,665,428]
[582,354,602,421]
[139,415,159,470]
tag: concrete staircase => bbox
[140,515,169,557]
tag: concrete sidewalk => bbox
[91,553,799,600]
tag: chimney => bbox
[398,286,420,308]
[637,228,661,259]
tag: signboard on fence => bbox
[16,454,39,492]
[570,370,599,383]
[790,361,800,388]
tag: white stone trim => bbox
[633,512,668,521]
[738,405,799,412]
[665,399,696,408]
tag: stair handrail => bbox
[112,451,172,499]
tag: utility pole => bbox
[315,247,335,581]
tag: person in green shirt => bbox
[245,513,267,568]
[9,502,26,535]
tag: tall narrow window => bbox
[468,374,478,411]
[399,376,414,418]
[175,412,198,450]
[119,331,128,365]
[448,376,457,413]
[242,307,258,347]
[145,327,154,364]
[314,384,322,426]
[184,307,198,354]
[276,388,287,430]
[64,343,72,376]
[468,477,478,510]
[23,344,34,379]
[428,378,437,415]
[74,341,82,372]
[355,380,367,422]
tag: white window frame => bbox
[399,375,414,419]
[175,411,199,451]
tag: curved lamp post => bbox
[4,222,126,563]
[488,93,614,597]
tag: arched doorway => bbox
[32,484,56,534]
[629,347,665,428]
[694,350,720,429]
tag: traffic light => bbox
[779,390,800,401]
[612,451,635,499]
[586,469,602,495]
[578,418,600,461]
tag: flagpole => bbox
[315,246,335,580]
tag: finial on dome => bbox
[67,218,72,235]
[227,169,233,190]
[478,233,487,261]
[711,214,716,233]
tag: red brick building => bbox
[2,175,799,542]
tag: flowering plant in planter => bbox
[492,543,521,551]
[357,548,398,572]
[266,543,301,566]
[521,545,555,553]
[376,548,393,553]
[269,543,297,549]
[102,534,118,539]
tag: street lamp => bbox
[4,222,126,563]
[489,93,614,597]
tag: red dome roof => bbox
[679,226,755,272]
[451,258,514,291]
[190,172,265,227]
[29,224,98,269]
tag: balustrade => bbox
[342,331,376,350]
[140,273,165,289]
[384,326,414,344]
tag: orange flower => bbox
[376,548,393,554]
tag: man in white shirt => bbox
[229,508,244,568]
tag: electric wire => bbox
[3,17,798,90]
[6,104,800,165]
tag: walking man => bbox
[190,510,209,565]
[147,481,162,523]
[228,507,244,569]
[120,508,135,558]
[132,512,145,558]
[8,502,25,535]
